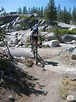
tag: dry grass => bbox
[60,76,76,99]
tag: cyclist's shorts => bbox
[31,35,38,41]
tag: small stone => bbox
[25,58,34,67]
[66,95,74,102]
[8,95,15,101]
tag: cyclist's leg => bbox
[34,38,38,64]
[32,36,38,50]
[30,35,34,52]
[35,36,38,48]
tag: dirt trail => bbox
[15,44,76,102]
[16,65,63,102]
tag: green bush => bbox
[54,28,76,36]
[20,22,27,30]
[20,15,29,19]
[30,17,37,22]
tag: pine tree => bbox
[60,7,72,24]
[72,6,76,24]
[17,7,22,14]
[40,7,44,17]
[57,4,61,22]
[44,0,57,25]
[28,7,31,14]
[0,7,6,15]
[23,6,27,14]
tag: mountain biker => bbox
[30,26,42,51]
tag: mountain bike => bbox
[32,41,38,62]
[32,41,45,68]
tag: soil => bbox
[0,43,76,102]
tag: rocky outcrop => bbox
[0,14,38,31]
[43,32,56,41]
[42,40,60,47]
[0,14,18,26]
[62,34,76,42]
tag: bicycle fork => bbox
[35,53,45,68]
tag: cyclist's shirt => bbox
[31,31,40,40]
[31,31,38,41]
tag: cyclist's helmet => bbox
[32,27,38,34]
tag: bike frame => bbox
[32,41,45,68]
[32,41,38,63]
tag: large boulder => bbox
[13,24,21,31]
[65,47,75,52]
[39,20,45,26]
[9,48,33,58]
[0,14,18,26]
[58,22,71,29]
[51,40,60,47]
[43,32,56,41]
[43,40,60,47]
[62,34,76,42]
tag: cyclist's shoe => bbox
[39,42,42,45]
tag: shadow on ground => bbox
[0,59,47,97]
[45,61,58,66]
[33,53,58,68]
[36,60,58,69]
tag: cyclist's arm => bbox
[29,31,33,42]
[38,31,42,44]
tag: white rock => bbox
[43,40,60,47]
[8,95,14,99]
[66,95,74,102]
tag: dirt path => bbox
[16,65,63,102]
[15,44,76,102]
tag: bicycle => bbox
[32,41,45,68]
[32,41,38,61]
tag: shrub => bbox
[54,28,76,36]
